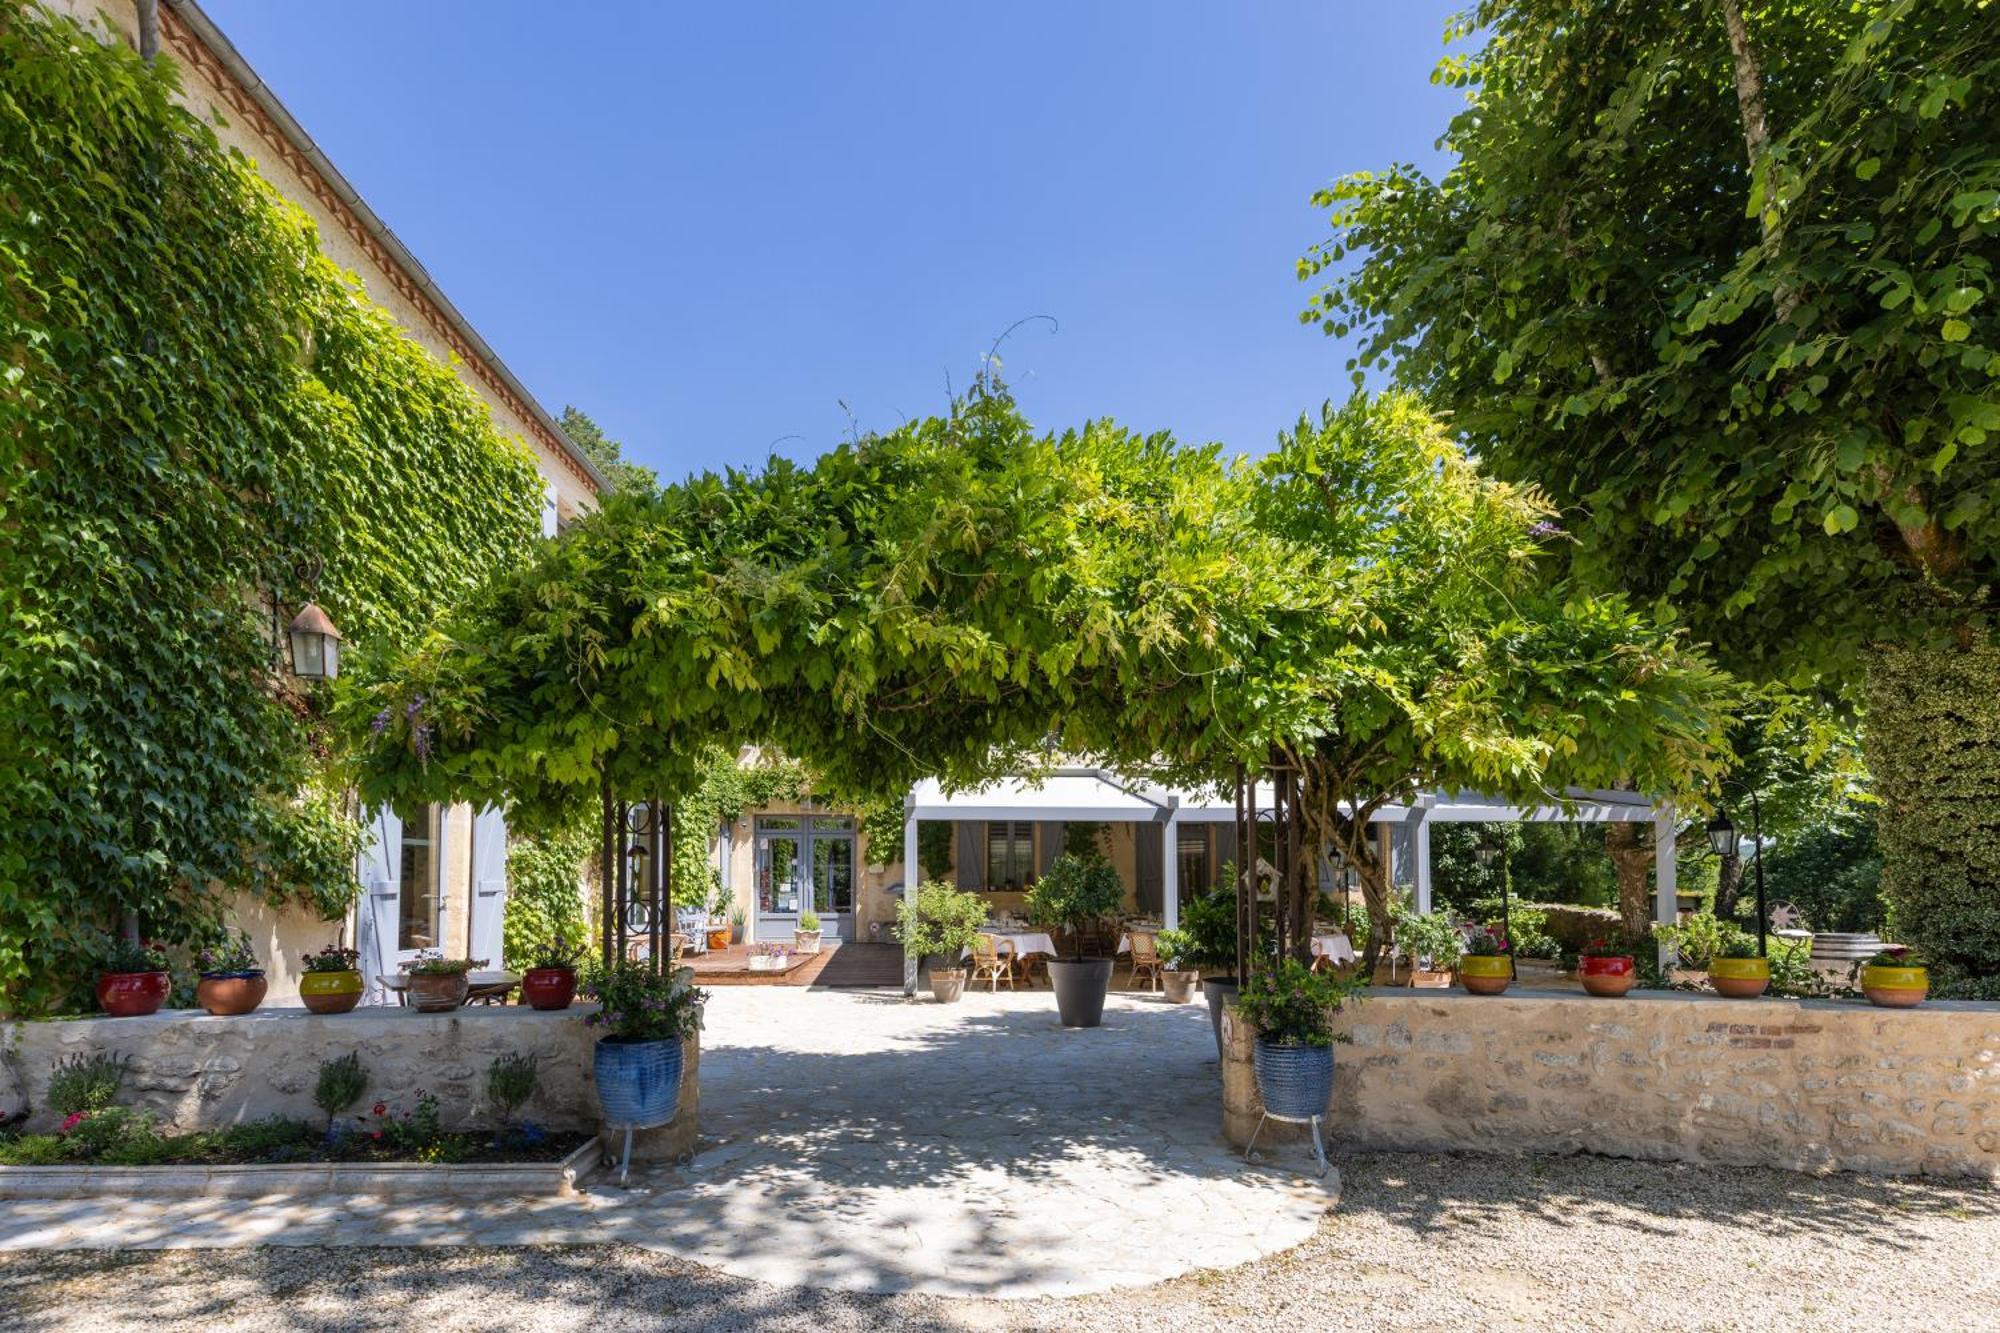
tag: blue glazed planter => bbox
[594,1036,684,1128]
[1253,1039,1334,1121]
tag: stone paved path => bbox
[0,988,1334,1299]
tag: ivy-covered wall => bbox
[1865,645,2000,984]
[0,5,543,1012]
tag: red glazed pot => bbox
[521,966,578,1011]
[1578,954,1636,998]
[96,970,170,1017]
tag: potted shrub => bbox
[896,880,988,1003]
[1398,912,1462,988]
[522,941,582,1010]
[1026,853,1126,1027]
[400,952,486,1012]
[299,945,364,1014]
[1156,927,1199,1003]
[1183,885,1242,1056]
[193,930,267,1016]
[1858,947,1928,1008]
[96,939,172,1018]
[1234,958,1365,1123]
[584,961,707,1129]
[794,910,824,955]
[1578,937,1638,997]
[1708,937,1771,999]
[1458,925,1513,995]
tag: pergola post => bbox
[1652,800,1677,924]
[1410,808,1433,914]
[902,795,920,997]
[1161,810,1180,929]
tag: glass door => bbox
[754,817,804,942]
[810,817,856,941]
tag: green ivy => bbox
[0,6,542,1012]
[1864,645,2000,981]
[502,817,591,971]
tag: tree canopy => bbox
[1302,0,2000,690]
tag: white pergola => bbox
[899,768,1676,993]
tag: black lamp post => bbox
[1705,790,1767,957]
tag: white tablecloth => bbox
[965,930,1058,959]
[1311,933,1357,965]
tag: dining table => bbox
[1310,934,1357,966]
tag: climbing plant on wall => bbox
[0,5,543,1013]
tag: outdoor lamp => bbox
[1705,812,1737,858]
[286,603,343,680]
[1474,840,1499,868]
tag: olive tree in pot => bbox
[1025,854,1125,1027]
[1156,927,1200,1003]
[1181,886,1241,1057]
[897,881,989,1003]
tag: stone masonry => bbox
[0,1004,698,1158]
[1286,988,2000,1179]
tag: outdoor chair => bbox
[969,935,1015,991]
[1128,932,1165,991]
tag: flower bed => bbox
[0,1114,589,1168]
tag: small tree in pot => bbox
[1025,853,1125,1027]
[1182,884,1242,1056]
[1156,927,1199,1003]
[896,881,989,1003]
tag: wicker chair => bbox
[1128,932,1165,991]
[968,934,1015,991]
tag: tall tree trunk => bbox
[1714,0,1799,321]
[1297,754,1392,970]
[1604,822,1655,939]
[1712,849,1746,920]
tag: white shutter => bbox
[357,806,402,1005]
[540,478,560,538]
[469,805,510,969]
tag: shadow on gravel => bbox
[1332,1149,2000,1253]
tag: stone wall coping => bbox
[1349,985,2000,1014]
[4,1002,603,1035]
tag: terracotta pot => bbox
[1708,956,1770,999]
[407,971,469,1012]
[929,967,967,1004]
[299,969,363,1014]
[1579,954,1636,997]
[794,929,823,955]
[1860,964,1928,1009]
[1459,954,1513,995]
[96,970,170,1018]
[706,928,731,952]
[1407,968,1454,989]
[1162,969,1198,1004]
[196,971,267,1016]
[522,966,578,1011]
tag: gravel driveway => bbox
[4,1151,1994,1332]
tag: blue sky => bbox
[202,1,1465,483]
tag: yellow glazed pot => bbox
[1459,954,1513,995]
[1708,956,1770,999]
[1860,964,1928,1009]
[299,969,363,1014]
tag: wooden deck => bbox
[687,942,905,988]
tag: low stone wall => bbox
[0,1004,698,1157]
[1222,988,2000,1179]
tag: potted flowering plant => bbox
[1458,925,1513,995]
[299,945,364,1014]
[1397,912,1462,988]
[96,938,171,1017]
[584,961,707,1130]
[193,929,267,1016]
[1233,958,1365,1120]
[1156,927,1200,1004]
[794,910,824,955]
[1578,937,1638,997]
[1026,853,1127,1027]
[747,941,790,972]
[1857,947,1927,1008]
[399,952,486,1012]
[521,941,582,1011]
[896,881,988,1003]
[1708,936,1771,999]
